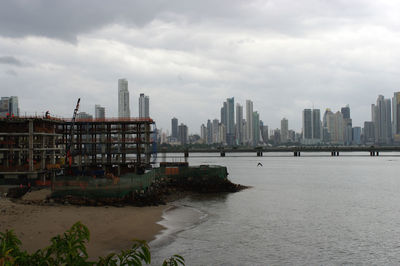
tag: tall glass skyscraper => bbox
[139,93,149,118]
[118,79,130,118]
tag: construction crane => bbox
[65,98,80,167]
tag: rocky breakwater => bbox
[8,164,248,207]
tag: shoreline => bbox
[0,197,168,259]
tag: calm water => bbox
[150,153,400,265]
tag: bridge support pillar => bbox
[331,151,339,156]
[184,151,189,158]
[220,151,225,157]
[376,151,379,156]
[256,151,263,157]
[294,151,300,157]
[370,151,375,156]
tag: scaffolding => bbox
[0,116,155,183]
[0,117,63,182]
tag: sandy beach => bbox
[0,193,167,259]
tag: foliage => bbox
[162,254,185,266]
[0,222,184,266]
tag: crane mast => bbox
[65,98,80,167]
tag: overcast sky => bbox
[1,0,400,133]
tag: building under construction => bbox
[0,116,155,184]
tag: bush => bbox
[0,222,184,266]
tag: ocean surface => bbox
[150,152,400,265]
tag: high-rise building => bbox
[212,119,220,143]
[219,123,227,144]
[95,104,105,119]
[77,112,93,120]
[372,95,392,144]
[302,109,321,144]
[312,109,321,140]
[302,109,312,141]
[118,79,130,118]
[261,124,269,144]
[322,108,333,143]
[341,105,350,119]
[0,96,19,117]
[226,97,235,145]
[178,124,188,145]
[281,118,288,143]
[352,127,361,145]
[341,105,352,145]
[0,97,10,117]
[326,111,344,144]
[221,102,227,126]
[393,92,400,143]
[246,100,253,144]
[206,119,212,144]
[235,103,244,145]
[252,111,260,146]
[171,117,178,139]
[363,121,375,144]
[200,124,207,143]
[138,93,150,118]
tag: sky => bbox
[1,0,400,134]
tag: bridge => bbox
[157,146,400,157]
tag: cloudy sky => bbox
[1,0,400,133]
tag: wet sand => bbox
[0,197,167,259]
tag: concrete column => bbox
[122,124,126,164]
[29,120,34,172]
[41,135,46,170]
[51,135,56,164]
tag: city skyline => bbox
[2,1,400,132]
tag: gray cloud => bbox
[4,69,18,76]
[1,1,400,132]
[0,56,23,66]
[0,0,383,42]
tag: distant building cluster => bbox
[0,96,19,117]
[3,84,400,147]
[301,93,400,146]
[162,92,400,147]
[72,78,150,120]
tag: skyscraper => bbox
[178,124,188,145]
[246,100,253,144]
[171,117,178,139]
[95,104,105,119]
[302,109,312,141]
[341,105,352,145]
[212,119,220,143]
[281,118,288,143]
[235,103,243,145]
[252,111,260,146]
[118,79,130,118]
[372,95,392,144]
[0,96,19,117]
[226,97,235,145]
[200,124,207,143]
[0,97,10,117]
[393,92,400,142]
[221,102,227,126]
[302,109,321,144]
[207,119,212,144]
[312,109,321,140]
[138,93,150,118]
[363,121,375,144]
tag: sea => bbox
[149,152,400,265]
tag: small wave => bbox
[150,201,208,247]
